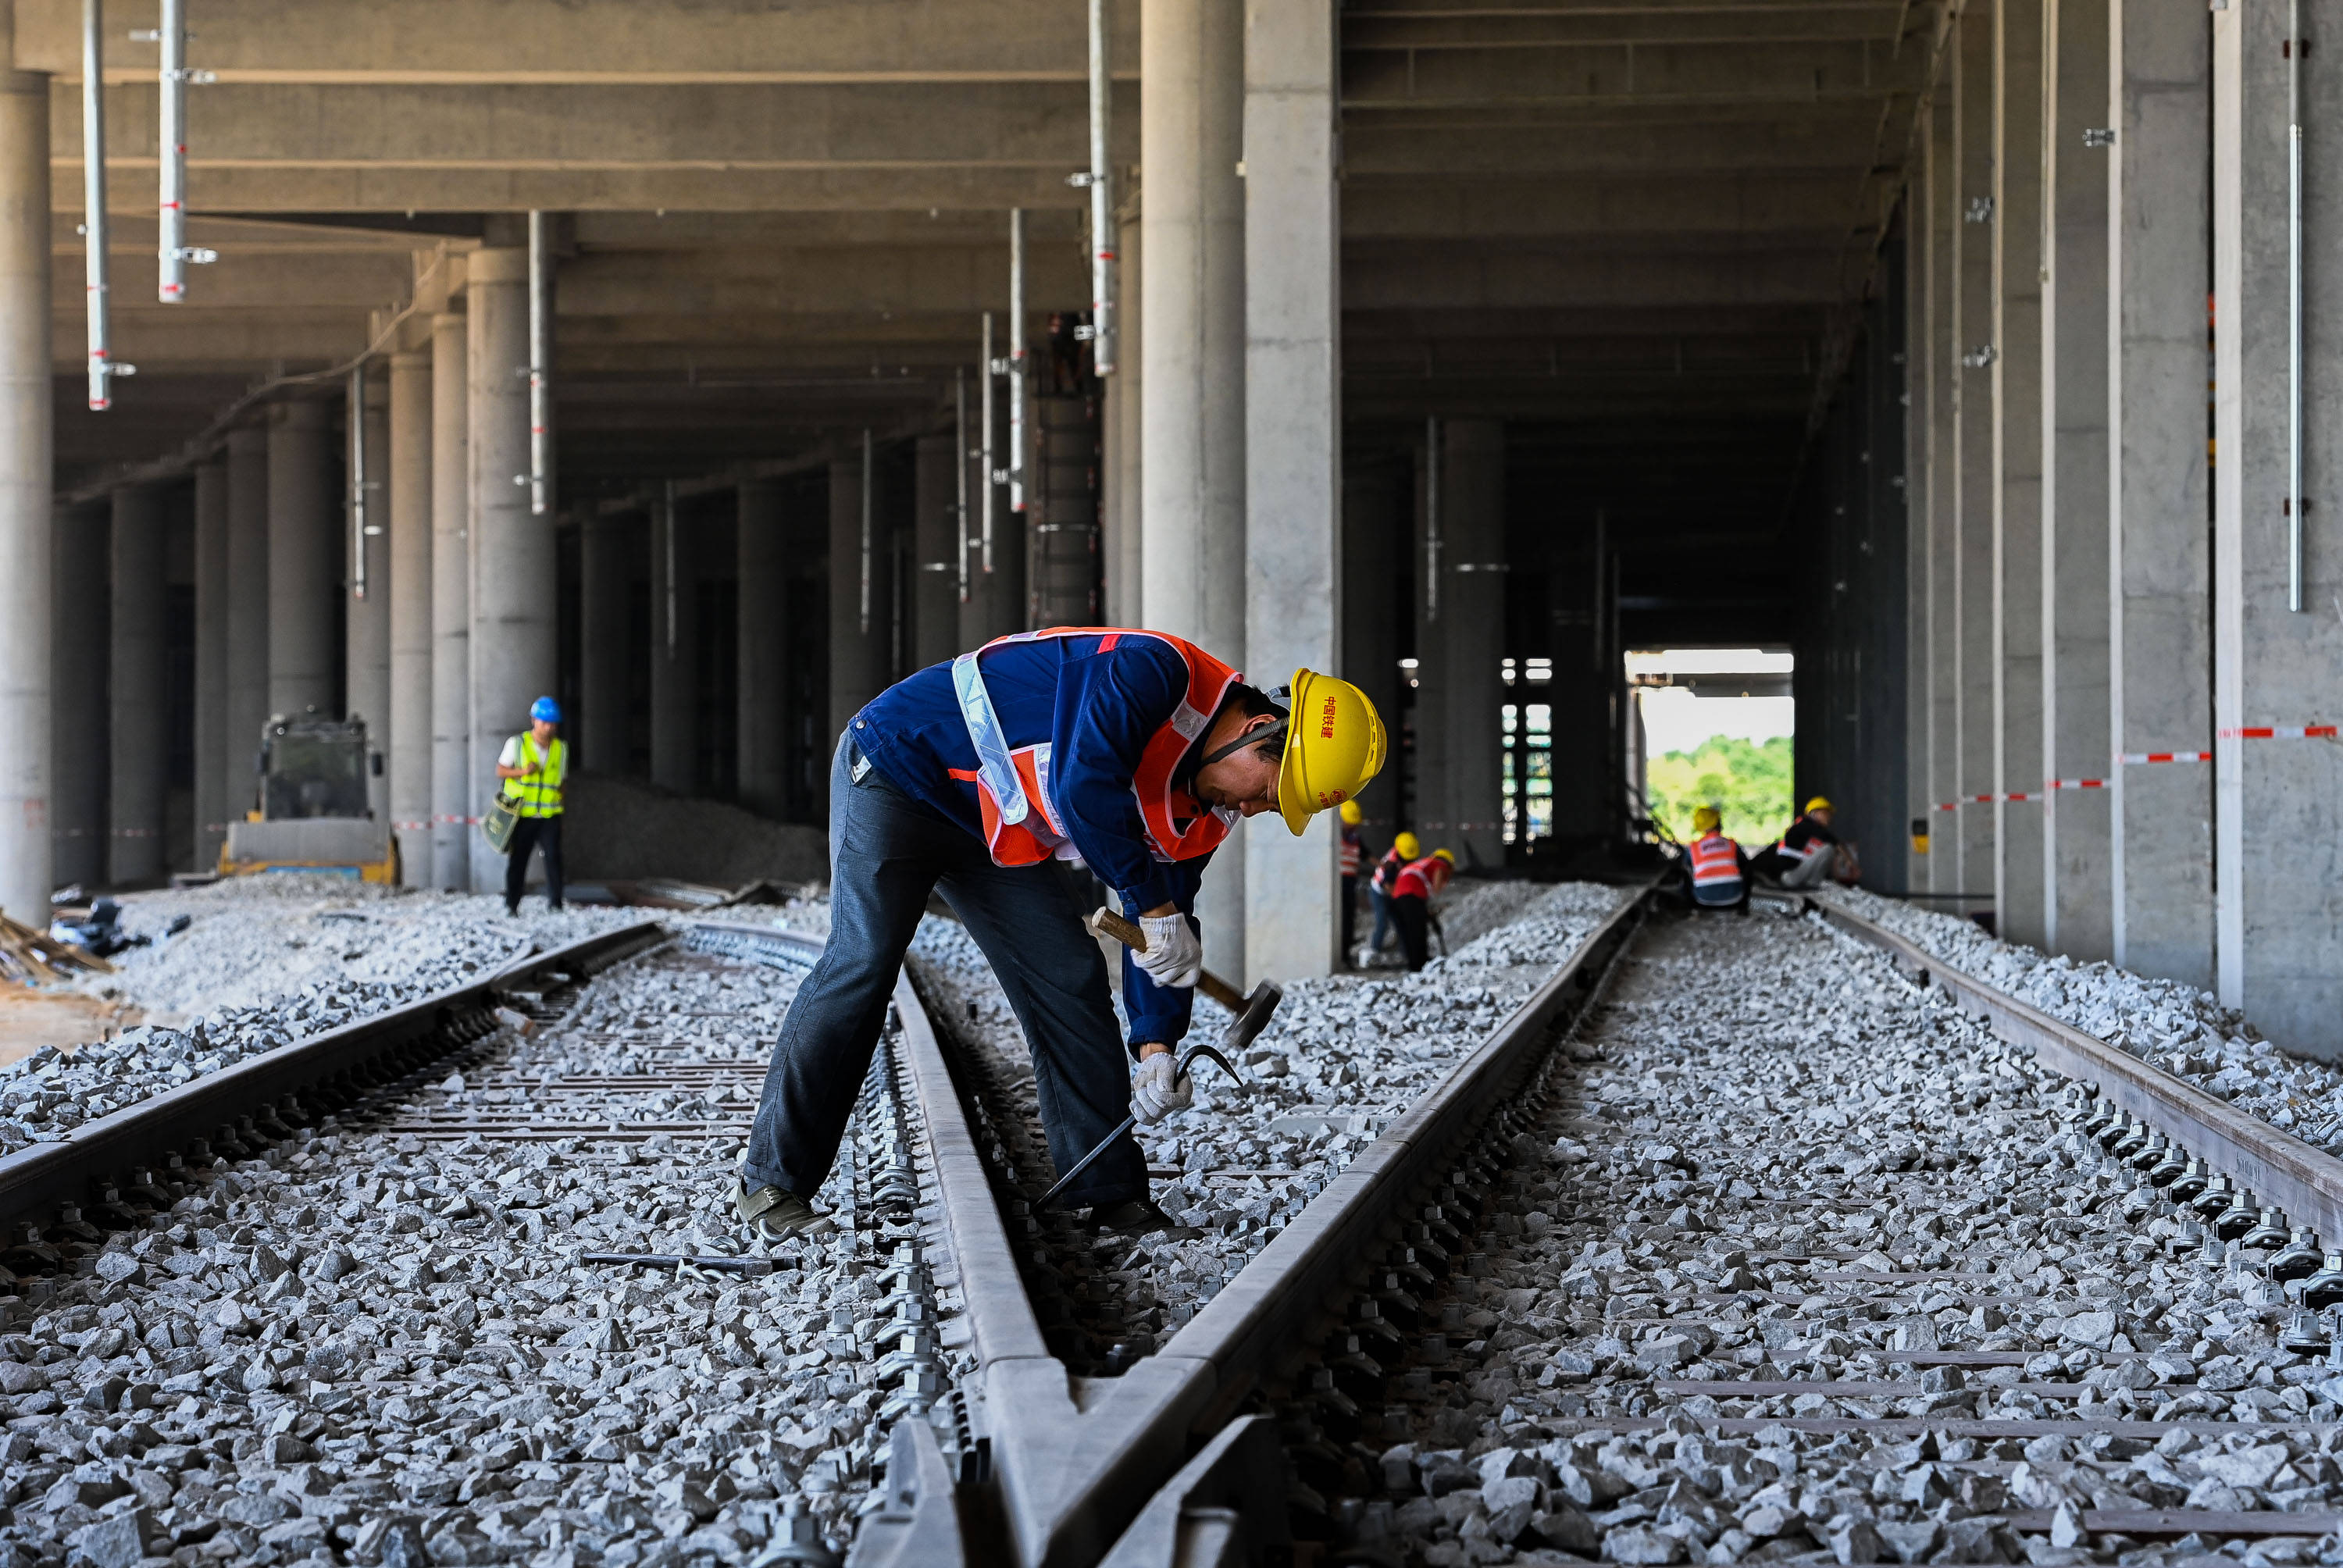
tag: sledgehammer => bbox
[1083,906,1250,1013]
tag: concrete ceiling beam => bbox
[1341,115,1898,176]
[1344,244,1857,308]
[1342,37,1922,106]
[12,0,1140,79]
[1341,171,1874,238]
[1343,7,1908,51]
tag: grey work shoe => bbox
[736,1177,836,1244]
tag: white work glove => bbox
[1133,913,1203,989]
[1131,1052,1193,1125]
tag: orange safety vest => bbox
[1393,856,1445,901]
[950,627,1243,871]
[1339,828,1363,877]
[1688,832,1742,886]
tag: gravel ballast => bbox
[1821,886,2343,1160]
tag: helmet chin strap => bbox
[1199,717,1286,771]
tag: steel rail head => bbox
[1806,894,2343,1261]
[0,919,666,1237]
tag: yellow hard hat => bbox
[1804,796,1834,814]
[1276,668,1388,836]
[1339,799,1364,826]
[1393,830,1421,861]
[1432,846,1455,864]
[1692,806,1721,832]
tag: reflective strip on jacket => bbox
[1688,832,1742,887]
[1339,826,1364,877]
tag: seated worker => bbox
[1339,800,1366,960]
[1390,846,1455,971]
[736,628,1385,1240]
[1364,829,1420,961]
[1678,806,1750,912]
[1753,796,1855,889]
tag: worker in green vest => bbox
[495,697,567,915]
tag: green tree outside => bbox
[1645,734,1795,847]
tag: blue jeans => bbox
[741,737,1148,1210]
[1367,885,1393,953]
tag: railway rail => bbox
[10,886,2343,1566]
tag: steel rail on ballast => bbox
[812,884,1657,1566]
[1810,895,2343,1249]
[0,919,665,1233]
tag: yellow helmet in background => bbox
[1432,847,1456,865]
[1276,668,1389,835]
[1692,806,1721,832]
[1393,831,1421,861]
[1339,800,1364,827]
[1804,796,1834,814]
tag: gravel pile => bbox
[0,880,639,1155]
[905,881,1634,1366]
[1821,887,2343,1159]
[1328,906,2343,1568]
[0,935,918,1568]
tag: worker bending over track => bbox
[1674,806,1749,913]
[736,628,1386,1241]
[1389,846,1454,971]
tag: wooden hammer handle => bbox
[1086,907,1248,1013]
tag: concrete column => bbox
[347,378,391,823]
[912,435,960,666]
[191,458,228,873]
[579,506,632,775]
[266,401,337,720]
[223,429,269,824]
[1032,397,1100,628]
[1142,0,1246,975]
[829,451,893,760]
[0,43,48,921]
[1410,431,1447,842]
[1992,0,2048,946]
[1243,0,1340,982]
[1905,121,1935,895]
[2210,1,2341,1049]
[1436,420,1507,871]
[1924,91,1960,900]
[1955,9,1997,914]
[105,486,169,886]
[1103,199,1143,624]
[2108,0,2213,983]
[429,312,470,889]
[2041,0,2113,958]
[49,504,105,893]
[650,490,699,794]
[387,349,433,885]
[1341,454,1408,842]
[737,480,789,815]
[466,248,549,894]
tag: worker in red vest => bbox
[1363,829,1418,963]
[1678,806,1750,913]
[736,628,1386,1242]
[1338,800,1365,960]
[1390,846,1455,971]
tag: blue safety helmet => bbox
[530,697,562,724]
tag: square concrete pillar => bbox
[387,349,433,886]
[2211,0,2343,1053]
[1992,0,2048,946]
[737,479,790,817]
[346,375,391,825]
[651,488,700,796]
[223,429,269,826]
[1243,0,1341,983]
[428,312,470,890]
[1103,201,1142,625]
[191,457,228,874]
[108,484,170,887]
[1955,9,1998,914]
[49,503,104,893]
[1922,91,1962,900]
[2108,0,2213,984]
[2041,0,2113,959]
[267,401,337,721]
[0,51,47,921]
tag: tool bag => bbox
[480,793,519,855]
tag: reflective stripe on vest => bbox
[501,733,565,818]
[1393,857,1441,900]
[1371,847,1404,892]
[1339,829,1362,877]
[951,627,1243,870]
[1688,832,1742,886]
[1773,818,1828,864]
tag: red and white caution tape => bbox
[2219,724,2338,739]
[2117,750,2212,765]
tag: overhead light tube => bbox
[528,210,554,518]
[84,0,115,410]
[1008,208,1027,515]
[1083,0,1117,376]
